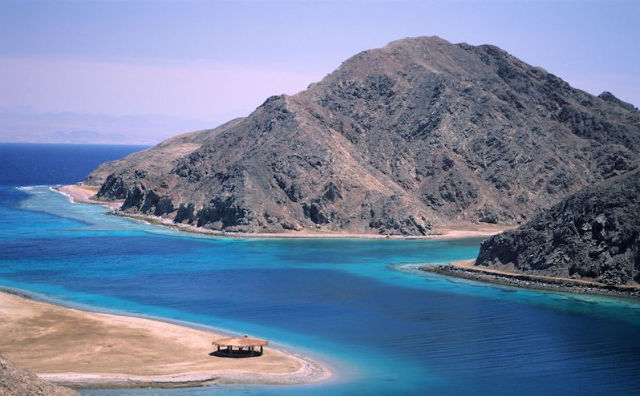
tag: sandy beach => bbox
[55,184,512,240]
[55,184,123,210]
[421,260,640,299]
[0,290,330,389]
[429,224,515,239]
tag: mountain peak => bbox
[598,91,637,111]
[385,35,451,48]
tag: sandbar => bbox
[0,290,330,389]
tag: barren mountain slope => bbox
[475,170,640,285]
[87,36,640,235]
[85,118,244,188]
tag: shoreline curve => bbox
[0,289,331,390]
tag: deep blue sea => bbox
[1,143,639,395]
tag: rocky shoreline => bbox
[114,211,511,240]
[54,184,511,240]
[55,182,640,301]
[421,261,640,299]
[474,170,640,286]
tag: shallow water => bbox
[1,145,639,395]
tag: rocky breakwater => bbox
[474,169,640,288]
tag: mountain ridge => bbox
[86,36,640,235]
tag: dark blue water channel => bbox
[1,144,639,395]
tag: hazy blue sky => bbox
[1,0,638,143]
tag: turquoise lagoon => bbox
[0,144,639,395]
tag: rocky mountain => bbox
[86,36,640,235]
[475,170,640,285]
[0,354,79,396]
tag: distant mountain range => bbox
[0,111,209,145]
[87,36,640,237]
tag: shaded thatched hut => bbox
[212,335,268,356]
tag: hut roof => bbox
[212,335,268,347]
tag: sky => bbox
[1,0,639,144]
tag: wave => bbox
[16,185,52,194]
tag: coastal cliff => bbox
[475,170,640,285]
[86,36,640,235]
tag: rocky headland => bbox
[474,169,640,286]
[421,170,640,296]
[84,36,639,236]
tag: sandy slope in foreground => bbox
[0,291,329,388]
[56,184,513,239]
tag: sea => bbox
[0,143,639,395]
